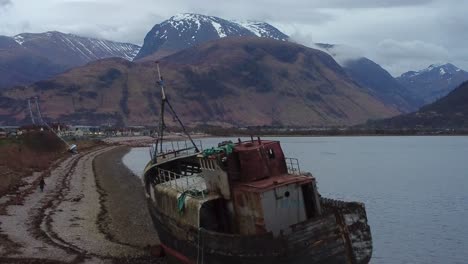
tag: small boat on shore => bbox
[143,64,372,263]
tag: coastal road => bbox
[0,145,162,263]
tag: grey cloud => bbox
[370,39,450,76]
[327,45,365,65]
[186,1,334,24]
[376,39,449,60]
[288,31,366,68]
[0,0,11,9]
[315,0,434,8]
[0,0,11,6]
[0,0,466,75]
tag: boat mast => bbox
[155,62,199,156]
[156,62,166,154]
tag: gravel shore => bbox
[0,144,163,263]
[93,146,160,248]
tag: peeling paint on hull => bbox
[147,198,372,264]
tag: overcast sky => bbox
[0,0,466,76]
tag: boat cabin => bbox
[145,138,322,237]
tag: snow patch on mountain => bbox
[13,35,24,45]
[163,13,288,40]
[211,21,226,37]
[235,20,288,40]
[237,21,267,37]
[13,31,141,61]
[400,63,464,78]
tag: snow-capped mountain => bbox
[0,31,141,89]
[134,13,288,60]
[397,63,468,105]
[13,31,141,65]
[235,21,288,40]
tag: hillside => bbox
[0,31,141,89]
[343,58,422,112]
[367,81,468,128]
[316,43,420,112]
[0,38,64,89]
[0,37,399,127]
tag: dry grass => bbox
[0,132,64,171]
[0,132,104,194]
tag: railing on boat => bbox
[149,139,203,160]
[154,167,206,197]
[285,157,301,175]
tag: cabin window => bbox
[268,148,275,159]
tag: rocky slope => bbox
[134,13,288,60]
[367,81,468,129]
[342,58,422,112]
[316,43,420,112]
[0,37,399,127]
[397,63,468,106]
[0,31,141,89]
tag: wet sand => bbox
[0,144,164,263]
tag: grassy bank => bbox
[0,131,102,195]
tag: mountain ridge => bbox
[315,43,421,112]
[397,63,468,106]
[0,31,141,89]
[367,80,468,129]
[0,37,399,127]
[134,13,288,60]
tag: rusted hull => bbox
[147,199,372,264]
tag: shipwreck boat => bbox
[143,64,372,264]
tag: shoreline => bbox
[0,144,164,263]
[93,146,160,249]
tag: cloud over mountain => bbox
[0,0,466,75]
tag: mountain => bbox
[234,21,288,40]
[367,81,468,129]
[342,58,422,112]
[134,13,288,60]
[12,31,140,64]
[397,63,468,106]
[316,43,420,112]
[0,36,64,89]
[0,37,399,127]
[0,31,141,89]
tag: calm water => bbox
[123,136,468,264]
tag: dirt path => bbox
[0,146,163,263]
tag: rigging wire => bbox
[27,98,36,125]
[153,62,200,162]
[33,97,77,153]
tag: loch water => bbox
[123,136,468,264]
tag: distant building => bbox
[0,129,6,138]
